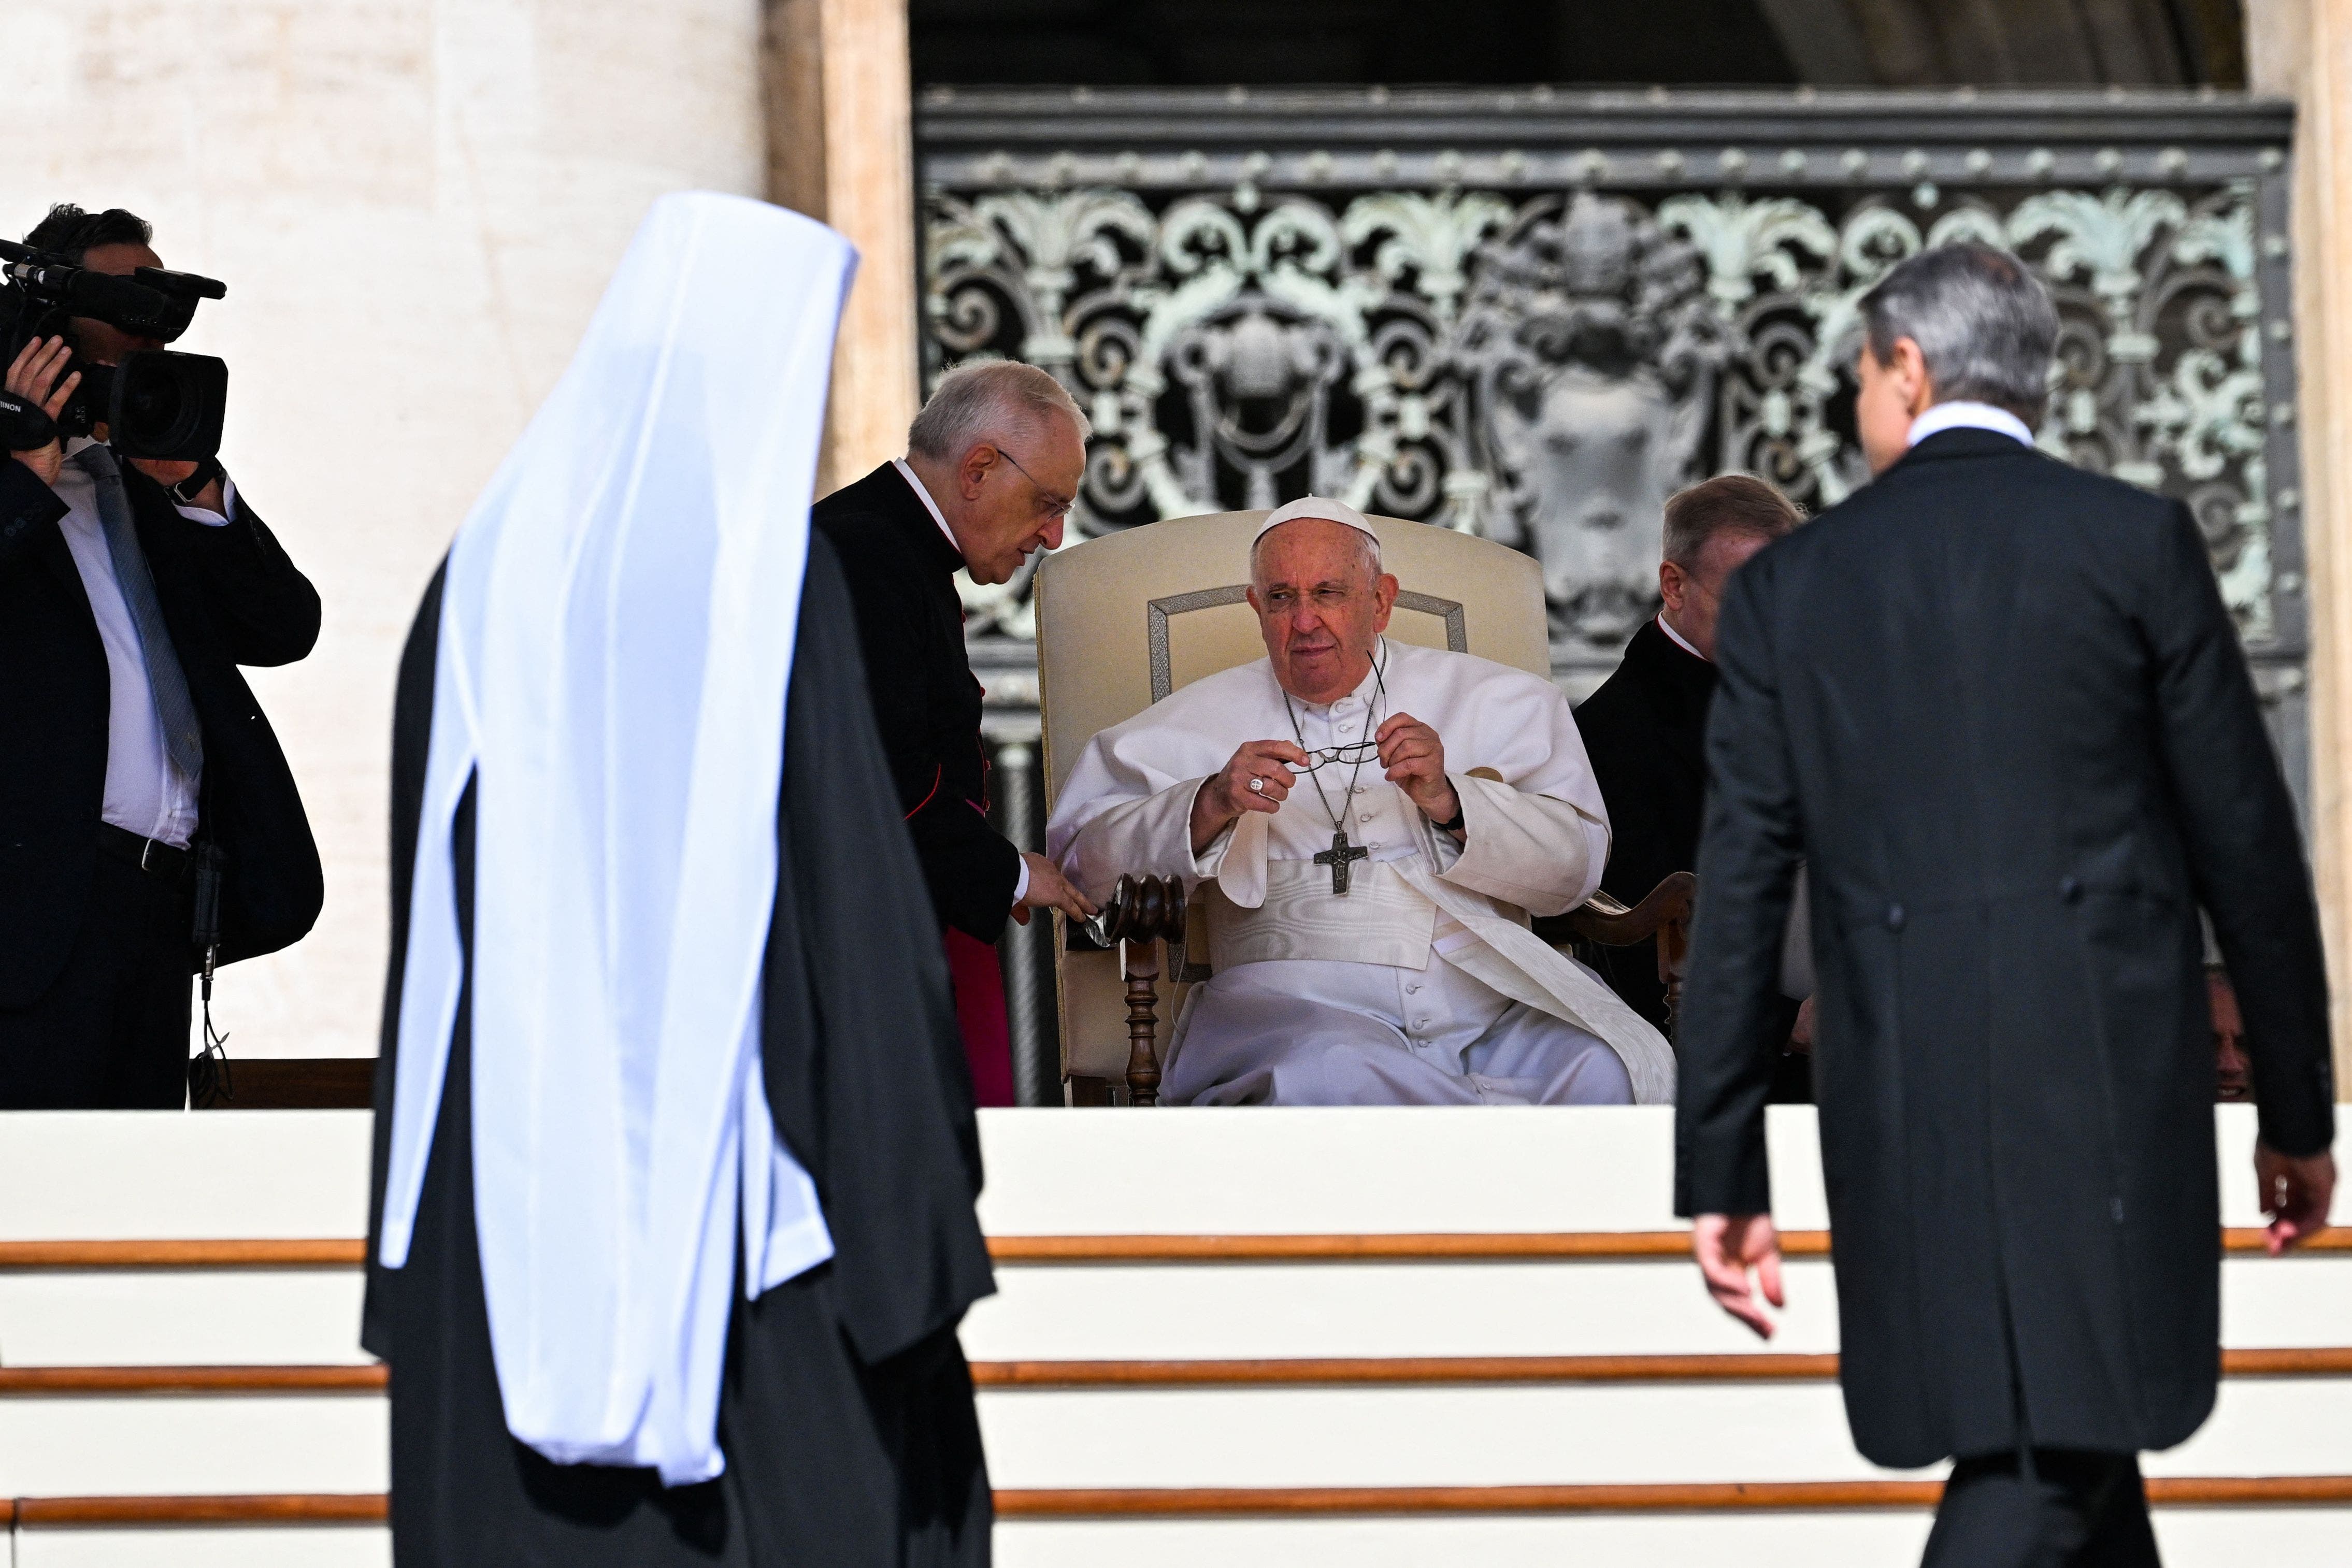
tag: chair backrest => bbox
[1035,509,1552,1087]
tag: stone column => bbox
[2251,0,2352,1097]
[762,0,921,489]
[992,741,1053,1104]
[0,1,767,1057]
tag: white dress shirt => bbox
[888,457,1031,908]
[1908,400,2035,449]
[48,437,236,848]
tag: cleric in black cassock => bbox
[361,195,995,1566]
[812,362,1098,1106]
[1572,474,1800,1098]
[1677,243,2336,1566]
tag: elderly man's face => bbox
[942,409,1086,585]
[1247,517,1398,705]
[1659,529,1773,663]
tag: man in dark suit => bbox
[1676,242,2336,1565]
[0,206,322,1107]
[813,362,1095,1105]
[1575,474,1798,1062]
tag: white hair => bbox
[907,360,1091,461]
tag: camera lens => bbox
[104,351,225,461]
[121,372,184,445]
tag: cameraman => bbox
[0,205,322,1107]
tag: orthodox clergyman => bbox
[1047,497,1674,1106]
[364,193,994,1566]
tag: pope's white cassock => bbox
[1047,635,1677,1106]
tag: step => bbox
[4,1360,2345,1496]
[0,1391,386,1496]
[6,1238,2345,1367]
[975,1376,2352,1489]
[10,1487,2352,1568]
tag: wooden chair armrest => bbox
[1561,871,1696,947]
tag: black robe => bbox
[812,465,1022,942]
[1572,618,1717,1030]
[1572,620,1805,1097]
[1678,428,2335,1467]
[362,535,997,1565]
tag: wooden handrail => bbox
[6,1476,2350,1527]
[995,1475,2352,1515]
[8,1493,390,1526]
[0,1240,366,1269]
[972,1355,1842,1386]
[5,1348,2346,1397]
[0,1227,2342,1271]
[0,1365,385,1394]
[972,1348,2352,1386]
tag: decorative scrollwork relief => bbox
[927,168,2283,648]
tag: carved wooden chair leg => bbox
[1088,872,1189,1106]
[1656,914,1691,1049]
[1121,937,1161,1106]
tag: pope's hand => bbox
[1190,739,1308,855]
[1375,712,1459,826]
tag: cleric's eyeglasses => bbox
[991,444,1075,523]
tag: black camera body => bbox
[0,239,229,462]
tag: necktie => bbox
[71,444,205,783]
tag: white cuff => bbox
[1011,855,1031,908]
[173,473,238,528]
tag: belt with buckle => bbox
[97,822,192,884]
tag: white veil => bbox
[378,191,857,1485]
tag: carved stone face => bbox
[1495,364,1702,645]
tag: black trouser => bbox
[0,838,192,1108]
[1925,1449,2160,1567]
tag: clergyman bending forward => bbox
[1675,242,2336,1566]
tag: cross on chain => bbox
[1313,830,1371,895]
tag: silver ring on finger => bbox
[1247,776,1266,795]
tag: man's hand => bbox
[1375,711,1459,827]
[126,456,223,513]
[1011,851,1098,927]
[1788,995,1817,1054]
[1190,739,1308,855]
[2255,1139,2336,1256]
[1691,1213,1785,1339]
[4,335,80,488]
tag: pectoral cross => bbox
[1313,830,1370,895]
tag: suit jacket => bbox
[812,463,1022,941]
[1676,427,2335,1467]
[0,457,322,1007]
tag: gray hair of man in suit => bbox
[1853,243,2059,476]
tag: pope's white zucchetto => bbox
[1254,495,1380,543]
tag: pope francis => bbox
[1046,498,1675,1106]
